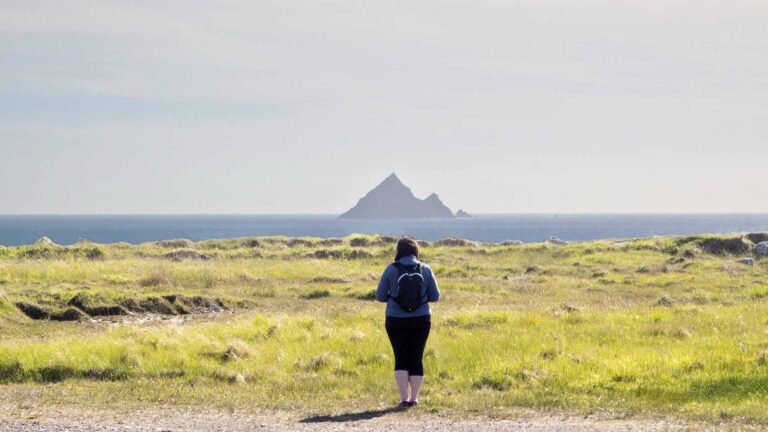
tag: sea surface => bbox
[1,214,768,246]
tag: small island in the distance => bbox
[339,173,470,219]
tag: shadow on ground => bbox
[300,406,404,423]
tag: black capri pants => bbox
[385,315,431,376]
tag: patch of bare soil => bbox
[0,404,759,432]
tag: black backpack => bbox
[391,262,427,312]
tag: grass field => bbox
[1,233,768,424]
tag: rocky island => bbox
[339,173,458,219]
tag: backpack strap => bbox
[393,261,421,273]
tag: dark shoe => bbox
[406,399,418,407]
[398,401,410,408]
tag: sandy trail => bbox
[0,405,755,432]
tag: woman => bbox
[376,237,440,407]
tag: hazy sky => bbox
[1,1,767,214]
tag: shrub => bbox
[350,237,370,247]
[746,233,768,244]
[155,239,194,248]
[287,239,315,247]
[241,238,261,248]
[435,238,475,247]
[350,290,377,301]
[302,290,330,299]
[699,237,750,255]
[84,247,105,260]
[162,249,211,261]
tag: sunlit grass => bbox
[0,233,767,422]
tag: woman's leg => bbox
[407,316,431,402]
[385,317,411,402]
[408,375,423,400]
[394,370,410,402]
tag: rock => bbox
[34,236,56,246]
[455,209,472,218]
[546,236,566,245]
[434,238,475,247]
[737,258,754,266]
[500,240,523,246]
[755,241,768,257]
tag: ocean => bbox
[1,214,768,246]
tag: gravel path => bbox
[0,406,757,432]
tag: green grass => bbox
[1,233,768,423]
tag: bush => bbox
[435,238,475,247]
[155,239,194,248]
[699,237,750,255]
[302,290,330,299]
[747,233,768,244]
[350,237,370,247]
[84,247,105,260]
[241,238,261,248]
[350,290,377,301]
[287,238,315,247]
[162,249,211,261]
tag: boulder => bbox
[500,240,523,246]
[34,236,57,246]
[546,236,566,245]
[737,258,754,266]
[755,241,768,257]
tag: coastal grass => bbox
[1,233,768,423]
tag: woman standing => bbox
[376,237,440,407]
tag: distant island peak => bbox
[339,173,461,219]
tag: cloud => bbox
[1,0,767,213]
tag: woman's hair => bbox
[394,237,420,261]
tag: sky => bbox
[1,0,767,214]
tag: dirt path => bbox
[0,405,757,432]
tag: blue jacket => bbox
[376,255,440,317]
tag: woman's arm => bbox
[424,265,440,302]
[375,265,392,302]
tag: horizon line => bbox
[2,212,768,217]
